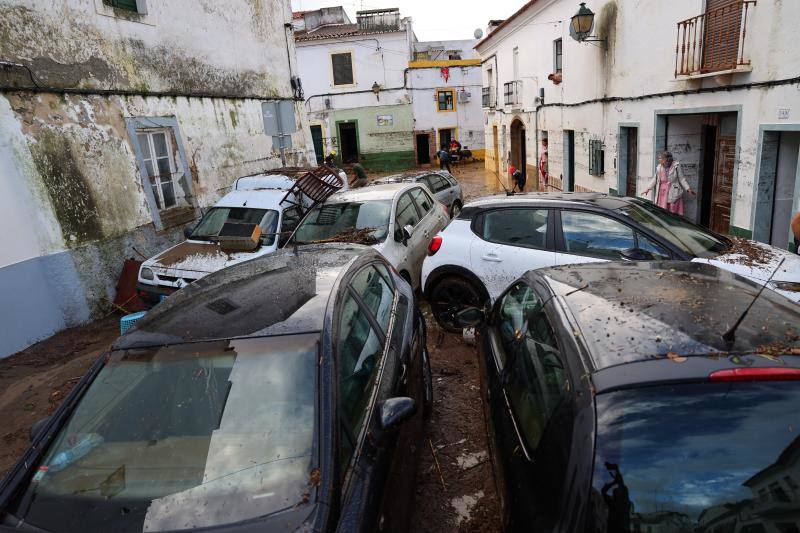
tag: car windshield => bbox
[591,381,800,533]
[291,200,392,244]
[8,334,318,532]
[191,207,280,246]
[617,199,730,258]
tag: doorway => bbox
[564,129,575,191]
[492,125,500,176]
[510,119,526,184]
[618,126,638,197]
[337,121,359,164]
[438,128,454,150]
[416,133,431,164]
[771,132,800,249]
[710,120,737,234]
[699,125,717,227]
[754,129,800,250]
[310,125,324,165]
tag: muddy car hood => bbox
[144,240,259,275]
[692,240,800,283]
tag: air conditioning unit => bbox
[457,90,471,103]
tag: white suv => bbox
[422,192,800,330]
[289,182,449,289]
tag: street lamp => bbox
[569,2,606,48]
[372,82,381,101]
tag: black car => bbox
[0,244,432,533]
[461,261,800,532]
[371,170,464,218]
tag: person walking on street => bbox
[351,162,368,188]
[539,138,549,190]
[642,151,695,215]
[437,149,452,173]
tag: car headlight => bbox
[772,281,800,293]
[140,267,155,281]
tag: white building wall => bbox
[478,0,800,237]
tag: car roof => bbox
[530,261,800,372]
[114,244,375,349]
[373,170,448,183]
[458,192,634,216]
[327,182,418,202]
[215,189,288,210]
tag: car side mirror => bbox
[183,225,194,239]
[379,397,416,431]
[403,224,414,239]
[619,247,655,261]
[29,416,50,442]
[455,307,485,328]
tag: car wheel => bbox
[449,201,462,219]
[422,346,433,418]
[429,276,484,333]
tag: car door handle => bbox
[481,253,502,262]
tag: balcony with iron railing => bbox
[675,0,756,78]
[482,87,496,108]
[503,80,522,106]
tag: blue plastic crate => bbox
[120,311,147,334]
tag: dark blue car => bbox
[0,244,432,532]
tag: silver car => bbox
[371,171,464,218]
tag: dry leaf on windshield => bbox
[667,351,687,363]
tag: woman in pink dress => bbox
[642,151,695,215]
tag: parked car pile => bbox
[1,170,799,532]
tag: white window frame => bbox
[137,129,178,210]
[553,38,563,74]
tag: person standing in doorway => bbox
[539,138,549,190]
[436,149,452,173]
[642,151,695,215]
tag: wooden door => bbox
[702,0,741,72]
[711,135,736,234]
[626,128,638,197]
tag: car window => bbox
[420,175,438,192]
[495,282,569,452]
[7,336,318,532]
[191,207,280,245]
[429,175,450,193]
[636,232,671,259]
[591,382,800,532]
[396,191,421,229]
[410,187,435,214]
[337,293,385,469]
[561,210,636,259]
[350,265,395,333]
[483,209,548,249]
[292,201,392,244]
[444,174,458,187]
[279,206,303,246]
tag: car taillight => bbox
[428,235,443,256]
[709,367,800,382]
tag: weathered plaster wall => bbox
[0,0,317,357]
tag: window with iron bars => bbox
[103,0,140,12]
[589,139,605,176]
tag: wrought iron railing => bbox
[675,0,756,77]
[503,80,522,106]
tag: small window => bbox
[495,282,569,452]
[414,51,430,61]
[437,90,455,111]
[103,0,139,12]
[589,139,605,176]
[553,38,562,74]
[482,209,548,250]
[331,53,354,86]
[410,187,434,214]
[137,130,177,210]
[395,191,421,229]
[448,50,462,60]
[561,211,635,259]
[350,265,394,333]
[337,292,385,467]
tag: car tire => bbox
[428,276,484,333]
[449,200,462,219]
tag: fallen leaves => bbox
[667,351,687,363]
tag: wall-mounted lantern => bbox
[569,3,606,48]
[372,82,381,101]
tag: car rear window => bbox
[8,335,319,532]
[590,381,800,532]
